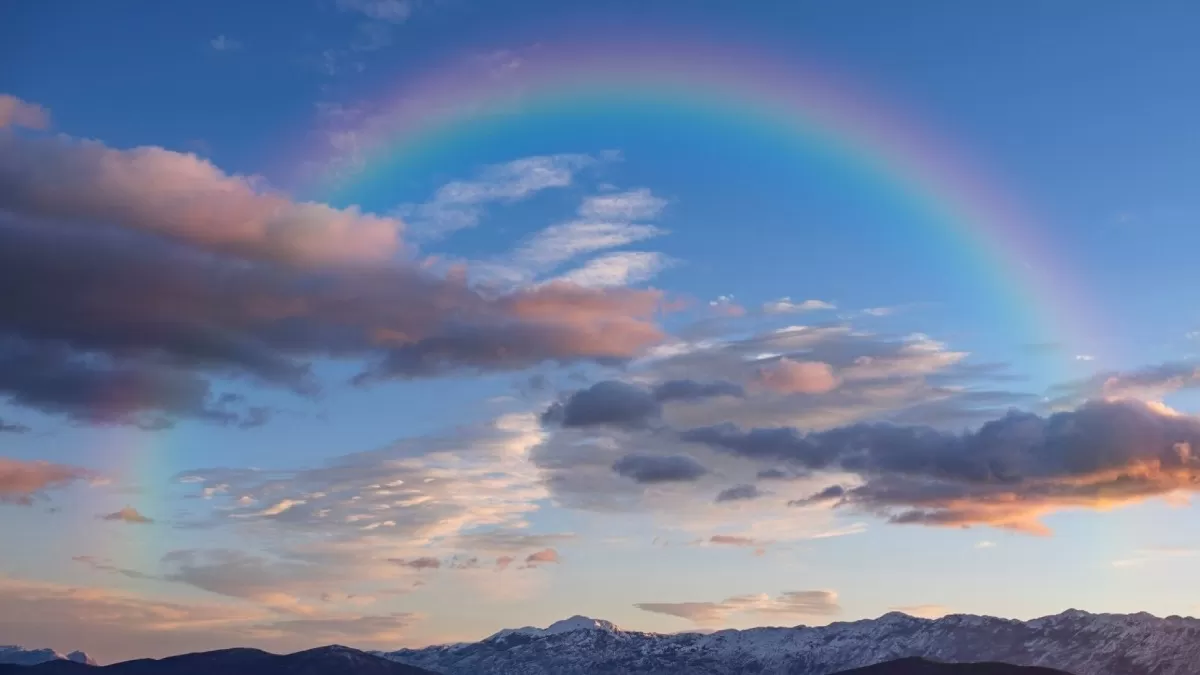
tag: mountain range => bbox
[6,608,1198,675]
[376,609,1198,675]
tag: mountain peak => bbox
[543,615,621,635]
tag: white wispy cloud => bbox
[552,251,670,288]
[762,297,835,314]
[209,35,242,52]
[398,154,600,238]
[578,188,668,221]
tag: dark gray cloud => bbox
[715,484,765,503]
[685,399,1200,534]
[787,484,846,507]
[0,419,29,433]
[612,453,709,483]
[544,380,661,429]
[756,468,800,480]
[652,379,745,402]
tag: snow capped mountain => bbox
[378,609,1200,675]
[0,647,96,667]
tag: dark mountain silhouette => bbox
[0,646,436,675]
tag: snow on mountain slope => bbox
[378,610,1200,675]
[0,648,96,667]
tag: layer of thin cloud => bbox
[0,575,421,663]
[553,251,668,288]
[635,590,840,626]
[0,458,93,505]
[577,188,668,221]
[399,154,598,238]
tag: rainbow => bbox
[301,37,1098,356]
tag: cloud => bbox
[494,556,515,571]
[708,535,758,546]
[0,575,420,664]
[0,119,666,425]
[889,604,951,619]
[552,251,669,288]
[762,298,835,314]
[399,154,598,238]
[1056,360,1200,403]
[686,399,1200,535]
[0,419,29,433]
[787,484,845,507]
[390,557,441,570]
[523,548,559,565]
[635,590,839,626]
[0,95,49,130]
[72,556,154,580]
[515,222,665,271]
[975,540,997,549]
[613,454,709,484]
[715,484,765,503]
[653,379,745,402]
[176,414,550,553]
[101,506,153,524]
[336,0,412,23]
[753,358,840,395]
[543,378,743,430]
[209,35,242,51]
[577,188,668,221]
[0,133,401,266]
[543,380,662,429]
[0,459,93,505]
[1110,547,1198,568]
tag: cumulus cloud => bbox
[1055,360,1200,403]
[101,506,154,524]
[523,548,560,565]
[543,380,662,429]
[0,458,93,505]
[635,590,839,626]
[0,95,49,130]
[0,113,666,426]
[653,379,745,403]
[687,399,1200,535]
[613,454,709,484]
[0,133,401,266]
[762,298,835,314]
[753,358,840,395]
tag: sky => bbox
[3,0,1200,664]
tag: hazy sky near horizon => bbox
[4,0,1200,664]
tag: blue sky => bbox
[3,0,1200,664]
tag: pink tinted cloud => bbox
[0,459,93,505]
[754,358,840,394]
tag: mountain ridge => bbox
[375,608,1200,675]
